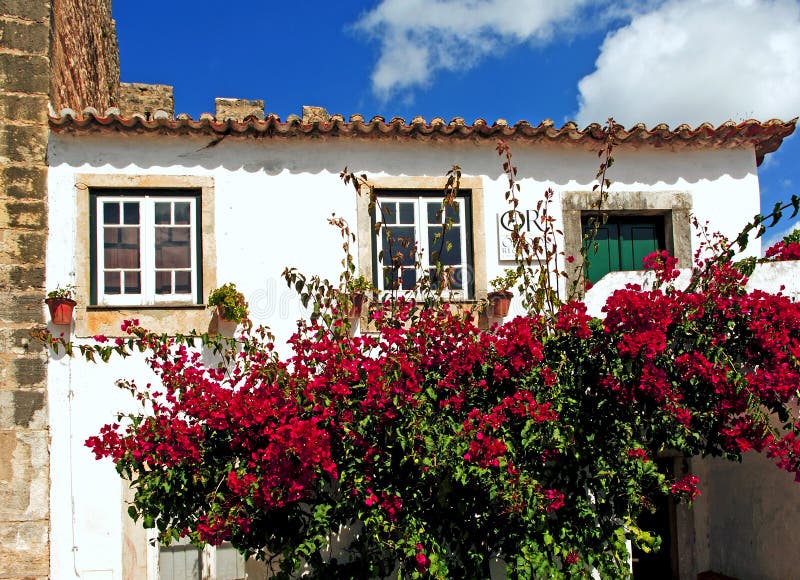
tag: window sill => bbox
[87,303,207,311]
[76,304,214,338]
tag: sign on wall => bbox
[498,210,538,261]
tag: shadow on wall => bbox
[48,133,753,186]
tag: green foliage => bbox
[46,284,76,301]
[489,268,519,293]
[784,228,800,245]
[347,274,375,294]
[208,283,249,323]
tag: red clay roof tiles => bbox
[48,109,796,166]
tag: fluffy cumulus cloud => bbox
[575,0,800,127]
[354,0,603,99]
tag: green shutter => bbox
[583,223,620,285]
[620,223,660,272]
[582,217,664,283]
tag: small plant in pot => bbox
[45,284,77,325]
[208,283,249,324]
[345,275,375,319]
[488,269,519,317]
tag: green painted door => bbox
[583,217,664,283]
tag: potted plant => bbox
[345,275,375,319]
[45,284,77,325]
[208,283,249,324]
[487,269,518,317]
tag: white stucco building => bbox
[45,104,797,580]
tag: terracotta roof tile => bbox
[49,109,796,166]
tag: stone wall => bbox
[50,0,120,113]
[0,1,53,577]
[2,0,121,576]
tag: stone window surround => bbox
[355,175,488,302]
[561,190,693,283]
[74,174,216,337]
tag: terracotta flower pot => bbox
[348,293,366,319]
[487,291,513,317]
[46,298,76,325]
[215,305,230,322]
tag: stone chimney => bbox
[118,82,174,118]
[214,98,265,121]
[302,105,330,124]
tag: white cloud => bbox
[575,0,800,127]
[354,0,602,99]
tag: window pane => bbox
[155,271,172,295]
[103,202,120,225]
[428,266,464,291]
[155,202,171,225]
[104,227,140,268]
[155,227,191,268]
[401,268,416,289]
[427,202,460,225]
[382,267,399,290]
[123,202,140,225]
[381,202,397,225]
[381,227,415,267]
[399,202,415,224]
[381,267,416,290]
[174,202,190,225]
[104,271,121,294]
[428,225,462,266]
[174,271,191,294]
[124,271,141,294]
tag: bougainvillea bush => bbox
[764,228,800,261]
[70,246,800,579]
[53,141,800,578]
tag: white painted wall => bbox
[46,132,764,579]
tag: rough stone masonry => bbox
[0,0,120,576]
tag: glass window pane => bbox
[401,268,416,289]
[155,202,171,225]
[104,227,140,268]
[104,271,121,294]
[103,202,120,225]
[174,202,190,225]
[382,227,415,266]
[381,202,396,225]
[124,271,141,294]
[155,228,191,268]
[155,271,172,294]
[382,267,399,290]
[123,202,140,225]
[429,267,464,291]
[399,202,415,224]
[427,202,460,224]
[428,225,462,266]
[174,271,191,294]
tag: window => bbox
[90,190,202,306]
[372,190,474,298]
[561,190,693,287]
[581,215,665,284]
[158,541,252,580]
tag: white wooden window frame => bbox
[373,193,470,299]
[95,194,199,306]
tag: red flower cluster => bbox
[765,240,800,261]
[670,475,701,500]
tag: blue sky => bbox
[112,0,799,247]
